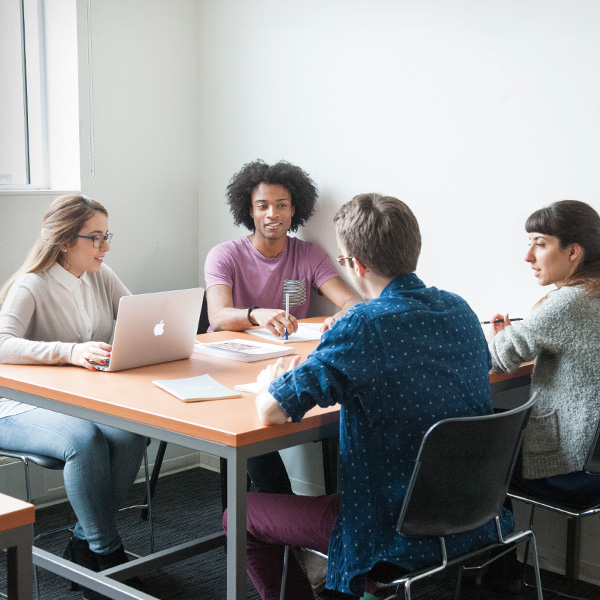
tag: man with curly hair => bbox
[204,160,360,504]
[204,160,360,337]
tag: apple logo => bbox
[153,320,165,336]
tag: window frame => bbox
[0,0,49,190]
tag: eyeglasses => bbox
[75,233,113,248]
[337,255,354,268]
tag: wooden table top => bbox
[489,361,533,383]
[0,327,337,448]
[0,493,35,532]
[0,320,533,448]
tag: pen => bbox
[480,318,524,325]
[285,293,289,340]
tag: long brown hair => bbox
[1,195,107,301]
[525,200,600,297]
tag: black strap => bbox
[247,306,259,326]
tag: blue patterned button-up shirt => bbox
[269,273,514,596]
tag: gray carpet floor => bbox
[2,466,600,599]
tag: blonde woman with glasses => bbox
[0,194,147,600]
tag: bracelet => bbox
[247,305,259,326]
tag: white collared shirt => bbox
[46,262,95,342]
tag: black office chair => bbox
[280,395,543,600]
[508,405,600,597]
[0,446,154,598]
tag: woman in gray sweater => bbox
[477,200,600,596]
[0,195,147,599]
[487,200,600,481]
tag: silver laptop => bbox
[92,287,204,372]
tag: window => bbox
[0,0,79,190]
[0,0,47,187]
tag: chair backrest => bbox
[198,290,209,334]
[584,410,600,474]
[397,394,537,538]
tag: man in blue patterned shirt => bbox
[224,193,513,600]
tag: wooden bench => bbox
[0,493,35,600]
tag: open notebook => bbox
[244,322,323,344]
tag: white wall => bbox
[196,0,600,584]
[75,0,201,294]
[197,0,600,322]
[0,192,62,284]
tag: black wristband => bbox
[247,306,259,326]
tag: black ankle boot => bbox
[63,536,99,591]
[82,545,131,600]
[95,544,129,570]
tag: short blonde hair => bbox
[334,193,421,278]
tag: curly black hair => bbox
[226,160,318,232]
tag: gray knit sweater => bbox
[489,285,600,479]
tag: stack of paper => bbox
[194,339,294,362]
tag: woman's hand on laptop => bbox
[70,341,112,371]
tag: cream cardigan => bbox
[0,262,129,418]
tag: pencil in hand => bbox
[285,293,290,340]
[480,318,523,325]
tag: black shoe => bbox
[460,571,525,599]
[82,545,129,600]
[483,573,525,597]
[63,536,99,591]
[95,544,129,570]
[482,551,525,597]
[81,545,147,600]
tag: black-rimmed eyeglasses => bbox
[75,233,113,249]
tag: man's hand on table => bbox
[255,356,302,425]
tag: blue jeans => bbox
[0,408,147,554]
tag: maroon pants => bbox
[223,492,340,600]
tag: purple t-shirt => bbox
[204,236,339,320]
